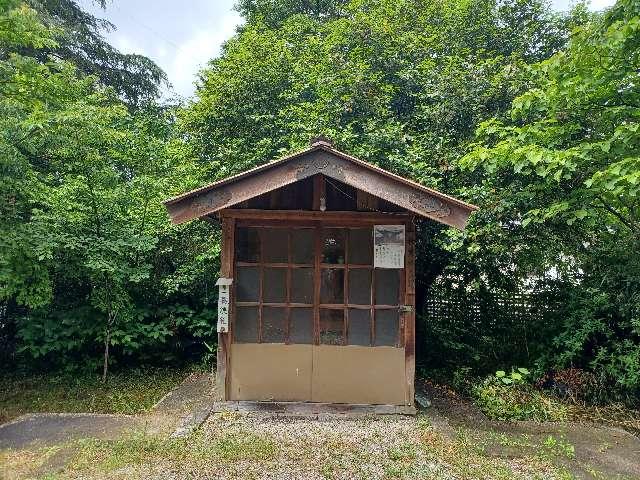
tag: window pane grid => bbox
[238,305,393,313]
[344,231,349,345]
[234,225,403,347]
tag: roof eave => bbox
[163,144,479,228]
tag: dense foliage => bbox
[1,0,638,405]
[0,0,216,377]
[472,368,568,421]
[462,0,640,403]
[235,0,350,26]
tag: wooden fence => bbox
[419,283,563,372]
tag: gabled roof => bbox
[163,141,478,229]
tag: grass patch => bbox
[538,435,576,460]
[412,415,568,480]
[67,429,278,474]
[0,366,189,424]
[215,431,277,461]
[4,409,627,480]
[0,445,65,479]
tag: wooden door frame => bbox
[217,209,416,406]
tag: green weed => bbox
[472,370,568,421]
[538,435,575,460]
[69,428,278,474]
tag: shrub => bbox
[472,368,568,421]
[536,368,600,403]
[451,366,476,394]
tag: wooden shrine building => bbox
[164,138,477,411]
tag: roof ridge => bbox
[164,144,478,212]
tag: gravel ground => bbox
[57,411,570,480]
[200,412,445,480]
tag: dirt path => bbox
[150,372,219,416]
[0,372,215,451]
[0,413,142,450]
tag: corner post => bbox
[404,218,416,406]
[217,215,235,400]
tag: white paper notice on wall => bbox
[215,277,233,333]
[374,225,405,269]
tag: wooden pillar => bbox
[216,216,235,400]
[312,174,326,211]
[404,218,416,406]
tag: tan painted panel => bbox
[311,345,406,405]
[230,344,312,401]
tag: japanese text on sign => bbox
[374,225,405,269]
[216,278,233,333]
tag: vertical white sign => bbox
[374,225,405,269]
[216,278,232,333]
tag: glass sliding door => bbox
[230,224,406,404]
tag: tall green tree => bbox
[463,0,639,401]
[235,0,349,26]
[1,1,213,376]
[187,0,575,180]
[25,0,168,105]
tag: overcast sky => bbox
[77,0,616,99]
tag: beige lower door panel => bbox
[311,345,406,405]
[230,343,312,401]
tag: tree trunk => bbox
[102,323,111,383]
